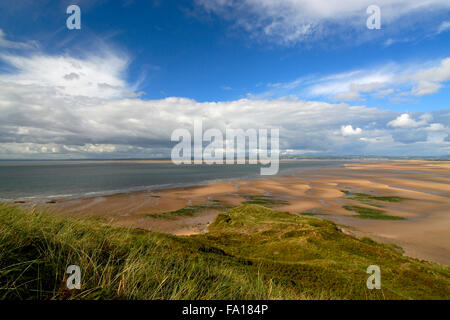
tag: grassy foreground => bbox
[0,204,449,300]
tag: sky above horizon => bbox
[0,0,450,158]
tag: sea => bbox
[0,159,369,201]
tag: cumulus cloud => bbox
[0,50,449,158]
[388,114,430,128]
[0,77,393,156]
[195,0,450,45]
[426,123,447,131]
[0,52,131,99]
[341,125,362,136]
[64,73,80,81]
[385,114,449,144]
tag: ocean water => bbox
[0,160,354,200]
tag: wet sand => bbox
[28,160,450,265]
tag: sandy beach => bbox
[31,160,450,266]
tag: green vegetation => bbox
[341,190,409,219]
[146,200,229,219]
[300,212,326,216]
[342,205,405,220]
[0,204,448,300]
[341,190,408,206]
[243,195,289,207]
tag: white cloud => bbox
[410,58,450,83]
[398,58,450,96]
[333,82,388,101]
[0,51,449,158]
[387,113,431,128]
[426,123,446,131]
[254,64,395,101]
[307,68,393,98]
[341,125,362,136]
[334,91,361,101]
[0,52,131,99]
[438,21,450,34]
[411,81,443,96]
[0,29,38,49]
[254,57,450,101]
[196,0,450,45]
[373,88,395,98]
[0,77,396,157]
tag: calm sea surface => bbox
[0,160,362,200]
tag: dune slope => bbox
[0,204,448,300]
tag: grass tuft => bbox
[146,200,229,219]
[341,190,409,207]
[342,205,405,220]
[242,195,289,207]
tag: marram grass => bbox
[0,204,448,300]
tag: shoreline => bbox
[2,158,362,202]
[9,160,450,266]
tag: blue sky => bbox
[0,0,450,158]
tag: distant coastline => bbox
[0,155,449,162]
